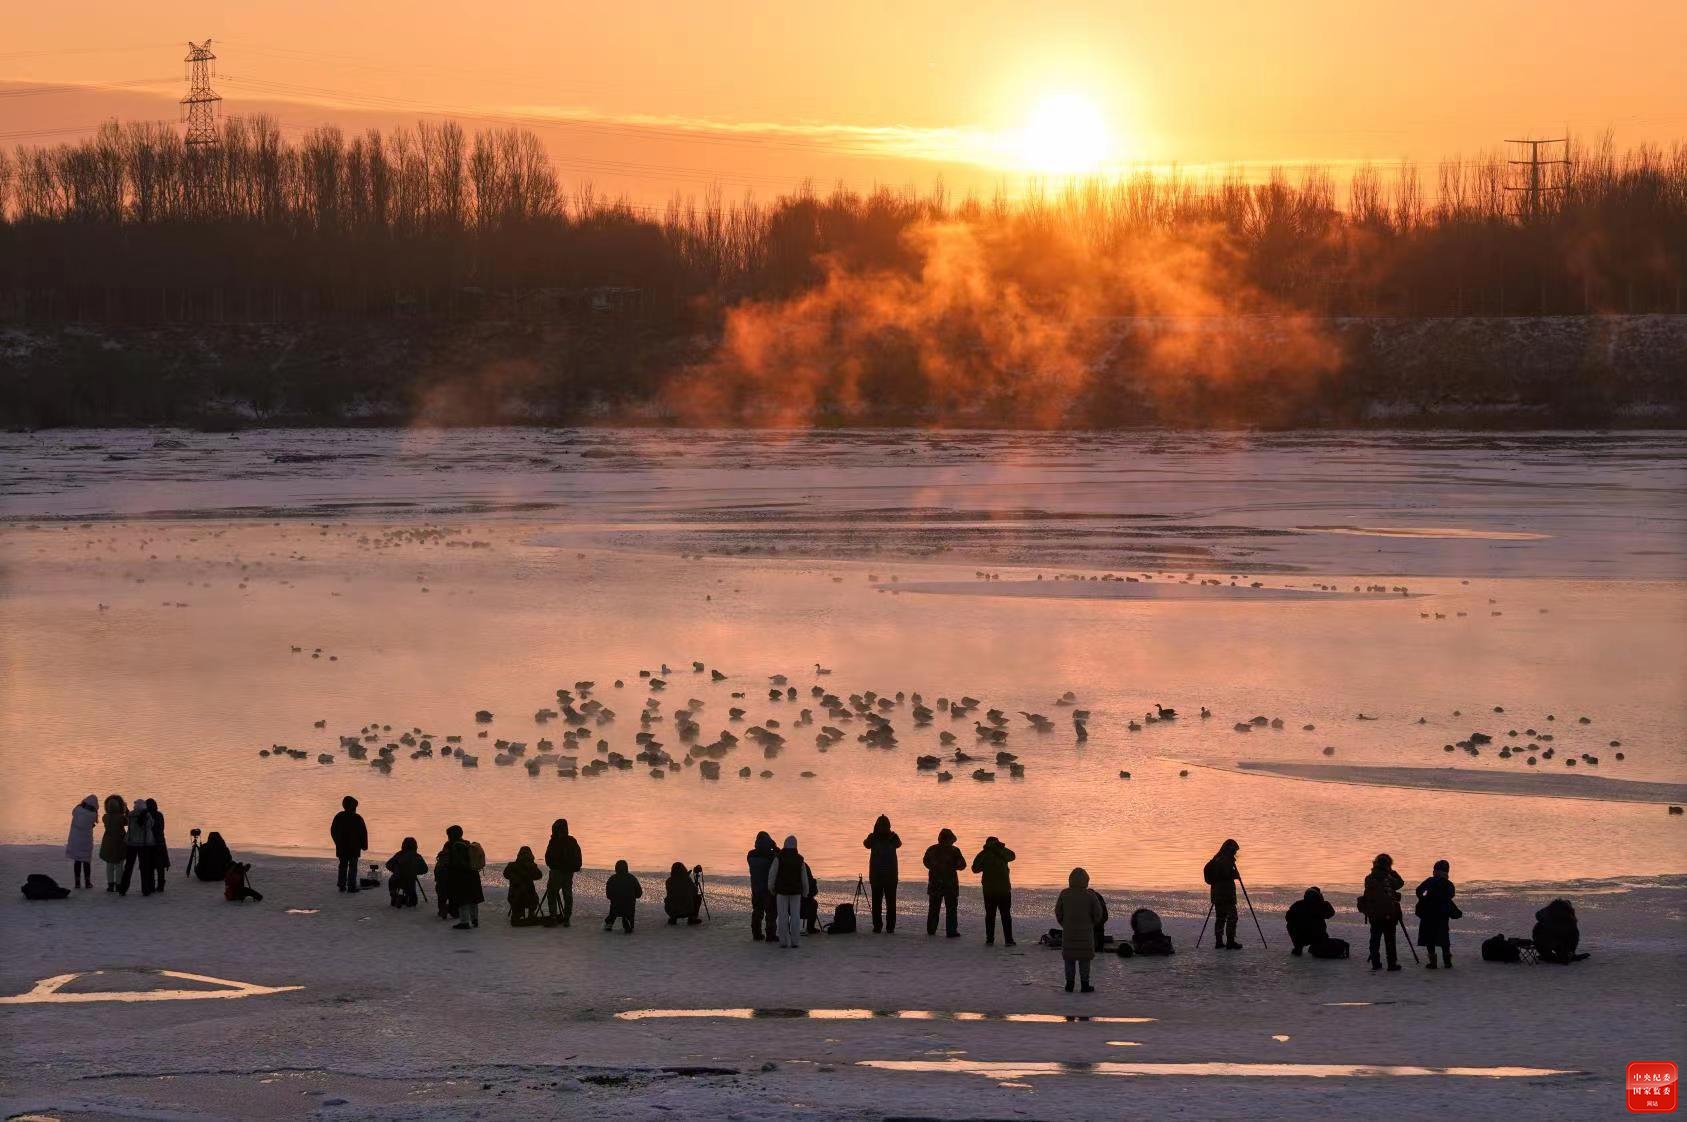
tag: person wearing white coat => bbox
[65,795,98,889]
[766,835,813,949]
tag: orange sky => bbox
[4,0,1685,204]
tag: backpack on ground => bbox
[1114,940,1136,957]
[1481,933,1523,963]
[1038,928,1064,949]
[1309,936,1350,959]
[21,874,70,900]
[825,902,857,934]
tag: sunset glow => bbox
[1011,92,1113,174]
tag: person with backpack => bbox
[746,831,779,942]
[442,825,484,930]
[118,797,155,896]
[923,828,966,938]
[767,835,812,948]
[65,795,98,890]
[862,814,902,934]
[504,846,544,925]
[1129,908,1175,955]
[195,831,234,883]
[1532,898,1585,964]
[604,860,642,933]
[1055,867,1106,992]
[223,861,263,903]
[971,836,1016,946]
[99,795,128,893]
[330,796,369,894]
[1414,860,1459,968]
[1203,839,1242,950]
[664,862,703,925]
[385,836,428,909]
[1360,853,1405,971]
[1286,887,1337,956]
[542,818,583,926]
[147,800,170,893]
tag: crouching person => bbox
[664,862,703,925]
[1286,886,1338,956]
[605,860,642,933]
[224,861,263,903]
[386,837,428,909]
[504,846,544,925]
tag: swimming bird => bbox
[1155,704,1177,719]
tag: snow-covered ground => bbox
[2,845,1681,1120]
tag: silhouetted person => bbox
[543,818,582,926]
[746,831,779,942]
[1056,867,1105,992]
[195,831,233,883]
[971,836,1016,946]
[923,828,965,938]
[1091,888,1111,951]
[385,836,427,909]
[433,837,454,920]
[443,825,484,930]
[224,861,262,903]
[504,846,544,925]
[664,862,702,925]
[1286,886,1335,955]
[604,859,641,933]
[65,795,97,889]
[1361,853,1405,970]
[768,835,812,948]
[99,795,128,893]
[148,800,169,892]
[862,814,902,933]
[330,795,368,894]
[800,863,822,934]
[118,797,155,896]
[1203,839,1241,949]
[1414,859,1458,968]
[1532,898,1585,964]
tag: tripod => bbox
[184,837,201,879]
[1237,873,1269,948]
[693,866,711,922]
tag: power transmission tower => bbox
[181,39,221,213]
[1504,136,1569,220]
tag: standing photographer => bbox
[330,795,369,894]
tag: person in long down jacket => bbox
[330,795,369,893]
[119,798,155,897]
[148,800,170,892]
[1532,898,1584,964]
[1056,867,1106,992]
[543,818,583,926]
[195,831,234,883]
[664,862,702,925]
[1203,839,1242,950]
[385,836,428,909]
[768,835,813,948]
[971,836,1016,946]
[604,859,642,933]
[746,831,779,942]
[1414,859,1458,968]
[99,795,129,892]
[1286,887,1335,955]
[1360,853,1405,971]
[503,846,544,925]
[443,825,483,930]
[923,828,966,938]
[65,795,98,889]
[862,814,902,934]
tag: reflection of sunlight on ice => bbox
[0,969,302,1005]
[615,1007,1154,1023]
[860,1060,1578,1079]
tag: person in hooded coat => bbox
[1286,886,1335,955]
[862,814,902,933]
[65,795,98,889]
[504,846,544,925]
[118,798,155,897]
[385,836,428,908]
[433,836,454,920]
[1532,898,1584,964]
[971,836,1017,946]
[1360,853,1405,970]
[99,795,128,893]
[746,831,779,942]
[543,818,583,926]
[1414,859,1458,968]
[147,799,169,892]
[1203,839,1242,950]
[330,795,369,893]
[195,831,234,883]
[443,825,484,930]
[768,835,812,948]
[604,859,642,933]
[923,828,966,938]
[1055,867,1106,992]
[664,862,702,925]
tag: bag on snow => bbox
[1481,933,1522,963]
[1114,940,1136,957]
[1309,936,1350,959]
[21,873,70,900]
[825,902,857,934]
[1038,927,1064,949]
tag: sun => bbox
[1013,92,1112,175]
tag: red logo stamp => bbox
[1629,1062,1678,1113]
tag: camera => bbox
[191,827,202,838]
